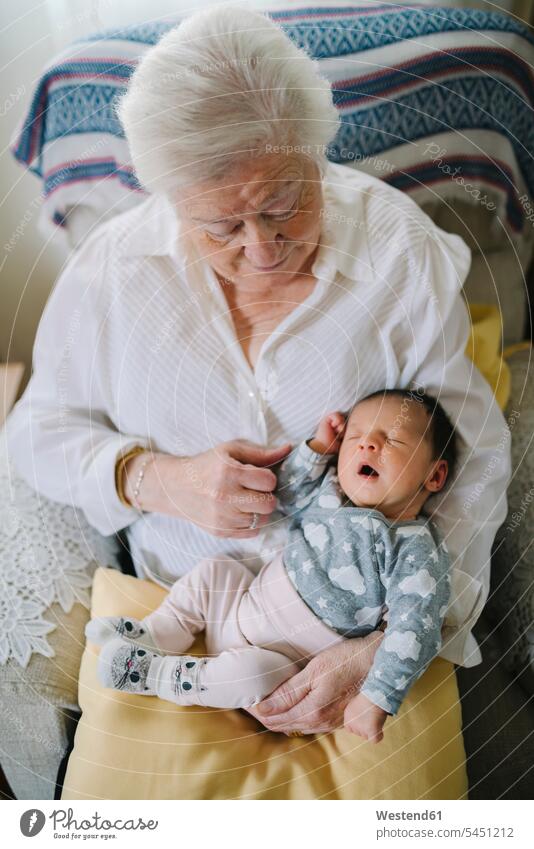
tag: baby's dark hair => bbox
[355,388,458,483]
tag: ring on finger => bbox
[248,512,260,530]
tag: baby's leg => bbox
[86,557,254,654]
[98,638,299,709]
[145,557,254,654]
[156,645,300,708]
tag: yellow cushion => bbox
[466,303,510,410]
[63,567,468,800]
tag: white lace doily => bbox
[0,438,120,667]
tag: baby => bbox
[87,389,456,743]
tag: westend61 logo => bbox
[20,808,158,839]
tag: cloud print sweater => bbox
[276,441,451,714]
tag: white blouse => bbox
[6,161,511,668]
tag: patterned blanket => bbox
[10,4,534,242]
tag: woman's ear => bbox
[424,459,448,493]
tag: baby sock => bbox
[85,616,159,651]
[97,638,207,704]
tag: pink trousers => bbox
[142,553,345,708]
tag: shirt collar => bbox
[312,161,374,282]
[125,192,192,268]
[126,161,374,283]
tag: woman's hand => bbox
[308,411,346,455]
[248,631,384,735]
[344,692,388,743]
[123,440,291,538]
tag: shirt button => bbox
[248,391,255,398]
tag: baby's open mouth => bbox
[357,462,379,478]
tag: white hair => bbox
[116,4,340,194]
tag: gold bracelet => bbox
[115,445,147,508]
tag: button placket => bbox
[237,376,267,443]
[256,356,279,406]
[203,257,336,446]
[254,382,268,443]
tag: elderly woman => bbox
[7,5,509,737]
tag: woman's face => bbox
[175,152,324,290]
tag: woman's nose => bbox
[242,219,284,267]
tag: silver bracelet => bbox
[130,453,153,511]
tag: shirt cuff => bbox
[80,435,150,536]
[298,440,334,469]
[359,682,399,715]
[438,569,485,666]
[439,623,482,667]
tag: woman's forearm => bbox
[6,399,148,536]
[122,450,181,513]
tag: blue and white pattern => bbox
[9,5,534,239]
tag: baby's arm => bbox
[347,530,451,733]
[275,411,345,513]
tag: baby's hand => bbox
[309,411,346,455]
[344,692,389,743]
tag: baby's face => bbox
[337,395,445,520]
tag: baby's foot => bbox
[97,638,161,695]
[98,638,208,705]
[85,616,157,650]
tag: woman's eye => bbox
[205,200,298,240]
[268,200,299,220]
[206,224,241,241]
